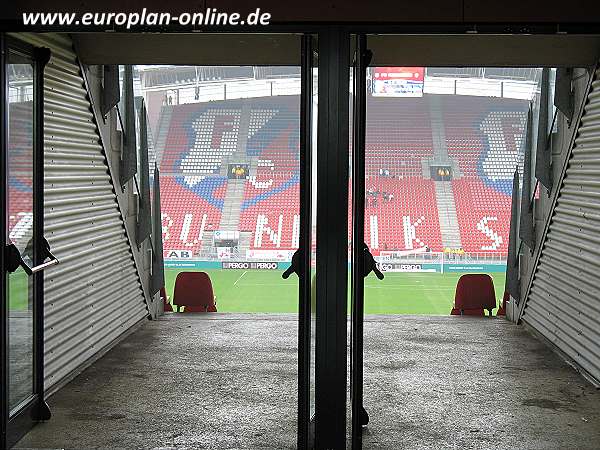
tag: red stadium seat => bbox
[450,274,496,316]
[173,272,218,313]
[496,291,510,316]
[160,287,173,312]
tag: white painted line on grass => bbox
[365,286,449,291]
[233,271,247,286]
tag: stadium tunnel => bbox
[2,24,600,450]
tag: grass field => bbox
[165,269,507,315]
[8,269,29,311]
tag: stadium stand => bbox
[160,175,227,254]
[156,94,527,257]
[444,96,525,182]
[7,102,33,247]
[240,98,300,249]
[240,181,300,249]
[160,102,242,175]
[365,177,442,251]
[444,96,527,252]
[365,97,434,178]
[451,179,514,252]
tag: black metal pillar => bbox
[0,31,8,450]
[315,27,350,450]
[350,33,370,450]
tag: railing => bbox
[144,73,540,106]
[163,77,302,104]
[165,249,507,266]
[424,76,539,100]
[376,251,507,265]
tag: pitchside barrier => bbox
[164,260,284,270]
[164,252,507,273]
[374,262,506,273]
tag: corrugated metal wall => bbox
[522,66,600,385]
[12,33,149,391]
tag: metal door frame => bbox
[298,33,316,450]
[350,33,370,450]
[0,31,7,450]
[1,35,51,450]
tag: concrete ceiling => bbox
[73,33,302,65]
[369,35,600,67]
[74,33,600,67]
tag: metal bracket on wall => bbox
[519,107,535,253]
[120,65,137,187]
[76,57,155,316]
[505,168,521,303]
[101,64,120,117]
[555,68,574,126]
[534,68,552,193]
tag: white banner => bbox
[164,249,194,259]
[217,247,232,259]
[214,230,240,241]
[246,249,294,261]
[379,247,428,258]
[376,263,436,273]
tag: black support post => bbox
[351,33,370,450]
[315,27,350,450]
[298,34,314,450]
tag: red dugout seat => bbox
[173,272,218,312]
[497,291,510,316]
[160,287,172,312]
[450,274,496,316]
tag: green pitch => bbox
[8,269,30,311]
[165,269,506,315]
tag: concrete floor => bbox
[361,316,600,450]
[16,314,600,450]
[9,311,34,411]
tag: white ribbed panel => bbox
[11,33,148,391]
[522,67,600,384]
